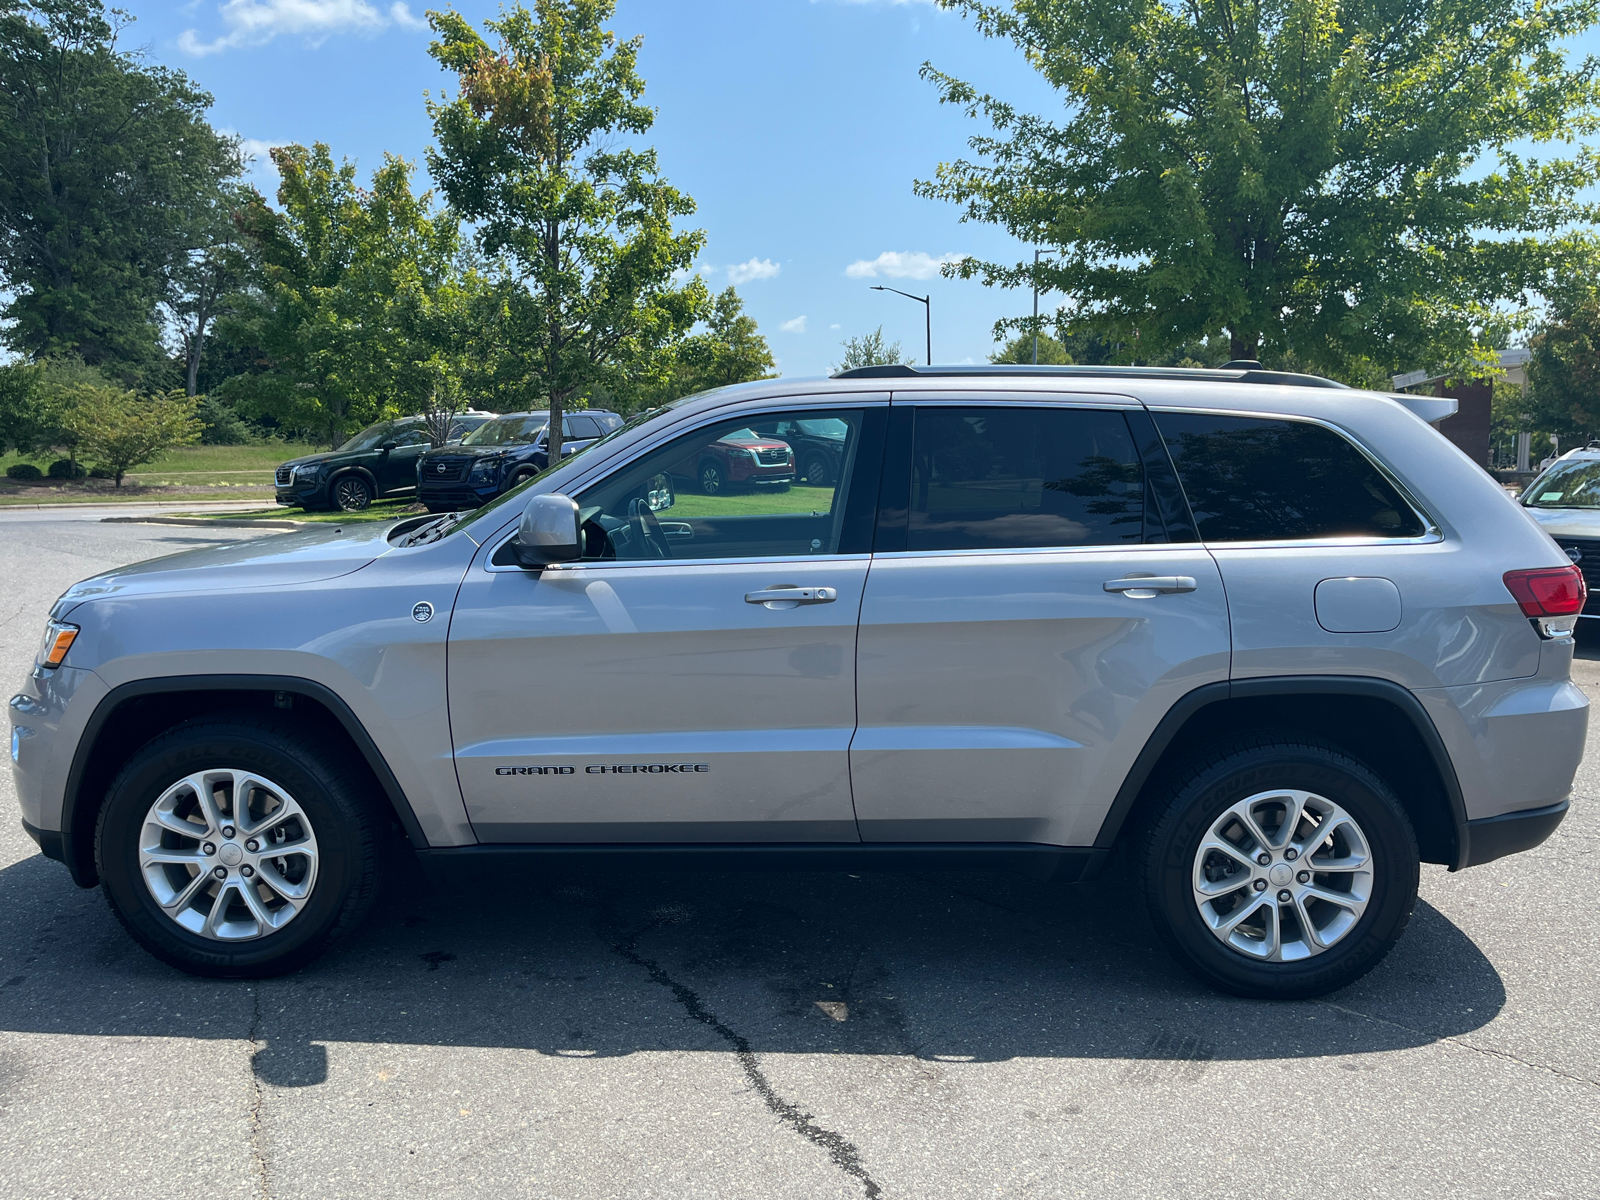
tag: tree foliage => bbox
[991,331,1072,364]
[833,326,914,373]
[222,144,489,448]
[426,0,709,461]
[0,0,242,369]
[57,385,201,485]
[919,0,1600,378]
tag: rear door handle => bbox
[746,586,838,608]
[1103,576,1197,594]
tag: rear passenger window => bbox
[1155,413,1424,541]
[566,415,602,439]
[907,407,1145,551]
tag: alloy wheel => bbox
[333,476,372,511]
[138,768,320,941]
[1191,788,1373,962]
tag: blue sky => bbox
[122,0,1066,378]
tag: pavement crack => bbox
[610,917,884,1198]
[1316,1001,1600,1091]
[246,984,272,1199]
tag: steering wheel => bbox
[627,497,672,559]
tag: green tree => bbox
[426,0,710,463]
[918,0,1600,378]
[0,1,242,369]
[832,326,914,373]
[161,183,257,397]
[991,331,1072,364]
[59,385,201,485]
[224,145,474,447]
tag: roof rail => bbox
[830,363,1349,389]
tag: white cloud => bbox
[179,0,426,55]
[780,316,808,334]
[670,263,716,284]
[845,250,967,281]
[727,257,780,285]
[830,323,841,330]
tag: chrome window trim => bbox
[483,533,871,574]
[1144,405,1443,546]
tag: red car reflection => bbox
[673,428,796,494]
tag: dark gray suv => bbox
[11,366,1585,998]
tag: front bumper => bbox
[276,479,325,508]
[418,480,499,509]
[1464,799,1569,867]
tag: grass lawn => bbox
[667,484,836,518]
[0,442,319,504]
[178,499,421,525]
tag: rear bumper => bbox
[1464,799,1569,867]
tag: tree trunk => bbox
[1228,331,1260,363]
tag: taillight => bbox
[1503,565,1587,617]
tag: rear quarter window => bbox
[1154,413,1424,541]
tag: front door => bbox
[447,403,886,842]
[380,427,431,494]
[851,400,1231,847]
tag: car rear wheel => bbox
[95,717,383,978]
[698,460,725,495]
[331,474,373,512]
[802,453,832,488]
[1141,735,1418,999]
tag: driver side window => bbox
[573,409,867,562]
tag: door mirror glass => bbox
[513,493,582,568]
[644,472,674,512]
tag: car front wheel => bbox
[698,460,725,495]
[331,474,373,512]
[95,717,383,978]
[1141,735,1419,1000]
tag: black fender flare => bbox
[60,674,429,887]
[1092,675,1471,870]
[325,465,379,504]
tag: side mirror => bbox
[512,493,582,569]
[380,440,397,452]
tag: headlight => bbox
[727,447,753,461]
[469,456,502,482]
[37,620,78,669]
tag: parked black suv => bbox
[416,409,623,511]
[275,413,491,512]
[745,415,849,487]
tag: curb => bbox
[101,515,310,530]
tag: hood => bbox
[1521,505,1600,540]
[281,449,347,470]
[720,436,791,451]
[422,443,530,460]
[55,522,395,611]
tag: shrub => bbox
[87,465,113,479]
[47,459,86,479]
[198,395,251,445]
[5,462,43,481]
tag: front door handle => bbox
[1103,576,1197,594]
[746,586,838,609]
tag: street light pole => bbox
[1033,248,1042,364]
[869,286,931,365]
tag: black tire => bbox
[508,468,536,490]
[95,716,383,978]
[698,460,725,495]
[802,453,832,488]
[330,473,373,512]
[1141,734,1419,1000]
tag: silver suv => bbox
[9,366,1586,999]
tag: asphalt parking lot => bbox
[1,509,1597,1199]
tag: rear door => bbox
[850,396,1231,848]
[447,401,887,842]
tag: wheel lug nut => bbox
[242,865,255,878]
[213,866,228,879]
[1253,879,1268,892]
[1297,870,1311,884]
[221,825,236,839]
[1284,848,1298,861]
[245,839,259,852]
[1277,889,1292,903]
[1255,852,1270,866]
[202,842,216,855]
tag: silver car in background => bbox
[9,364,1587,999]
[1518,445,1600,622]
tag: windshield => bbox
[1523,459,1600,508]
[794,418,848,439]
[338,421,409,453]
[462,413,549,447]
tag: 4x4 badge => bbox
[412,601,434,622]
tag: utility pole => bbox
[869,286,932,364]
[1033,248,1043,364]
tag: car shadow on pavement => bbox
[0,852,1503,1089]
